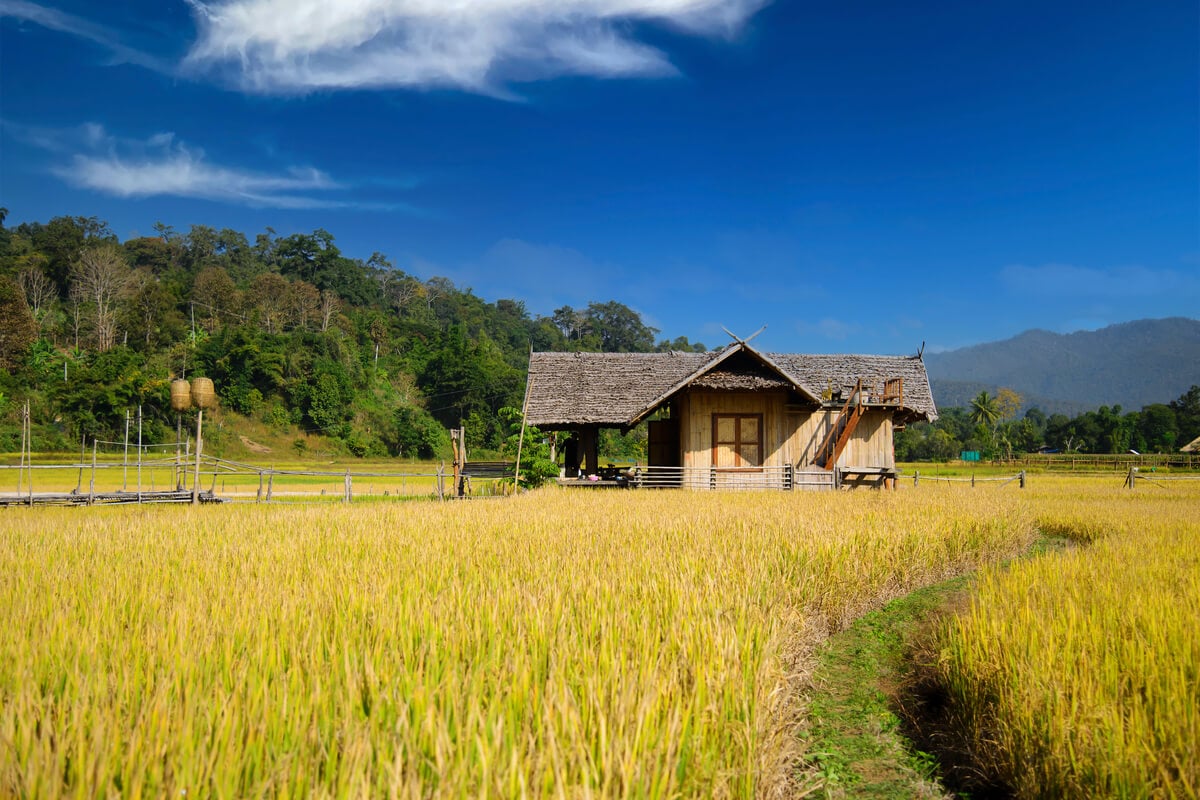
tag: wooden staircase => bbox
[815,379,867,470]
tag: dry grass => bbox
[0,488,1034,798]
[925,477,1200,798]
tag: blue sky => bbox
[1,0,1197,354]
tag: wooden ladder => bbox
[815,379,866,470]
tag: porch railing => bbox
[626,464,835,491]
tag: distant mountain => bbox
[924,318,1200,413]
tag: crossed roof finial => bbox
[721,325,767,347]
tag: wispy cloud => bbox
[0,0,171,73]
[1000,263,1200,298]
[182,0,770,94]
[12,121,386,209]
[796,317,860,341]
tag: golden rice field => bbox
[928,477,1200,798]
[0,478,1196,798]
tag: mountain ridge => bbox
[923,317,1200,412]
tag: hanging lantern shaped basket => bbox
[190,377,216,410]
[170,379,192,412]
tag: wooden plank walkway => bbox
[0,490,223,507]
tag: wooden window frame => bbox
[711,413,764,470]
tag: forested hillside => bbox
[0,212,705,457]
[925,318,1200,411]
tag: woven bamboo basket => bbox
[190,377,216,410]
[170,379,192,412]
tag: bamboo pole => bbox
[176,415,183,490]
[514,346,534,487]
[137,405,143,502]
[26,403,33,505]
[16,402,25,498]
[75,435,85,494]
[89,439,97,504]
[192,409,203,504]
[123,409,130,491]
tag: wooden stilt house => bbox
[524,340,937,489]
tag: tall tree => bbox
[247,272,290,334]
[16,215,115,292]
[0,276,37,369]
[969,390,1000,428]
[1168,385,1200,447]
[191,267,240,331]
[123,270,181,349]
[17,262,55,318]
[318,289,341,333]
[584,300,659,352]
[284,280,320,331]
[70,244,133,352]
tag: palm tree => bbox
[970,390,1000,428]
[969,390,1002,457]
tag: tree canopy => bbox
[0,213,704,457]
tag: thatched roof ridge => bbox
[525,344,938,428]
[766,352,938,422]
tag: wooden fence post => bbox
[137,405,143,503]
[123,408,130,492]
[192,409,203,505]
[17,403,26,498]
[913,470,919,487]
[1019,470,1026,489]
[266,472,274,502]
[89,439,97,505]
[76,435,85,494]
[344,469,352,503]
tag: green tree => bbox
[191,267,240,331]
[1168,385,1200,447]
[15,215,115,290]
[0,276,36,369]
[1137,405,1178,453]
[390,406,450,459]
[969,390,1000,428]
[498,407,559,488]
[583,300,659,352]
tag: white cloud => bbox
[182,0,769,93]
[30,123,378,209]
[0,0,171,73]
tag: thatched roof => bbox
[767,353,937,421]
[1182,435,1200,454]
[524,351,712,427]
[525,342,938,428]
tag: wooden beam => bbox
[579,426,599,476]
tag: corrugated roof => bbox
[525,343,938,428]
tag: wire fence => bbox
[1122,467,1200,490]
[0,442,511,506]
[908,470,1027,489]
